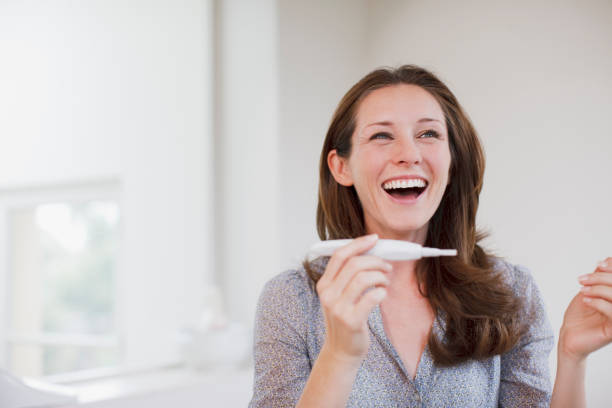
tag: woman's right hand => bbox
[315,234,392,365]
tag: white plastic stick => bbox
[308,239,457,261]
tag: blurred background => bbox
[0,0,611,406]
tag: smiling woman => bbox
[249,65,612,408]
[317,73,525,370]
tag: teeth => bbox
[383,179,427,190]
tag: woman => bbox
[249,65,612,407]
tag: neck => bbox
[385,260,425,301]
[365,222,429,246]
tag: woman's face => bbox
[328,84,452,242]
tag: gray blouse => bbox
[249,258,554,407]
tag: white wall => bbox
[277,0,369,270]
[0,0,214,368]
[215,0,281,325]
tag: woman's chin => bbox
[375,222,429,242]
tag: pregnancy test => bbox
[308,239,457,261]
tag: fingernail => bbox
[580,286,590,293]
[367,233,378,241]
[583,297,592,303]
[578,274,590,282]
[598,260,608,269]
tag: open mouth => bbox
[382,179,428,200]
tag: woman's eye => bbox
[419,130,439,139]
[370,132,392,140]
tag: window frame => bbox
[0,178,123,376]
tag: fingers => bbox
[595,258,612,273]
[317,234,378,291]
[318,256,391,308]
[580,257,612,314]
[334,256,391,297]
[582,297,612,319]
[578,257,612,285]
[322,268,390,334]
[342,270,390,303]
[579,272,612,287]
[580,284,612,303]
[328,287,387,334]
[353,287,388,322]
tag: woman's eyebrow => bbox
[417,118,444,124]
[365,118,443,127]
[362,118,444,131]
[364,120,393,128]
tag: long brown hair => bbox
[305,65,524,366]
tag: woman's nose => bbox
[393,135,422,165]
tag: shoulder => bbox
[491,257,543,300]
[258,260,322,306]
[491,257,554,345]
[493,259,554,402]
[255,258,327,327]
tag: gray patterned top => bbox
[249,258,554,407]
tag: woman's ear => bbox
[327,149,354,187]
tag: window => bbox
[0,181,121,377]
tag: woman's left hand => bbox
[559,257,612,361]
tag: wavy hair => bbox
[304,65,524,365]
